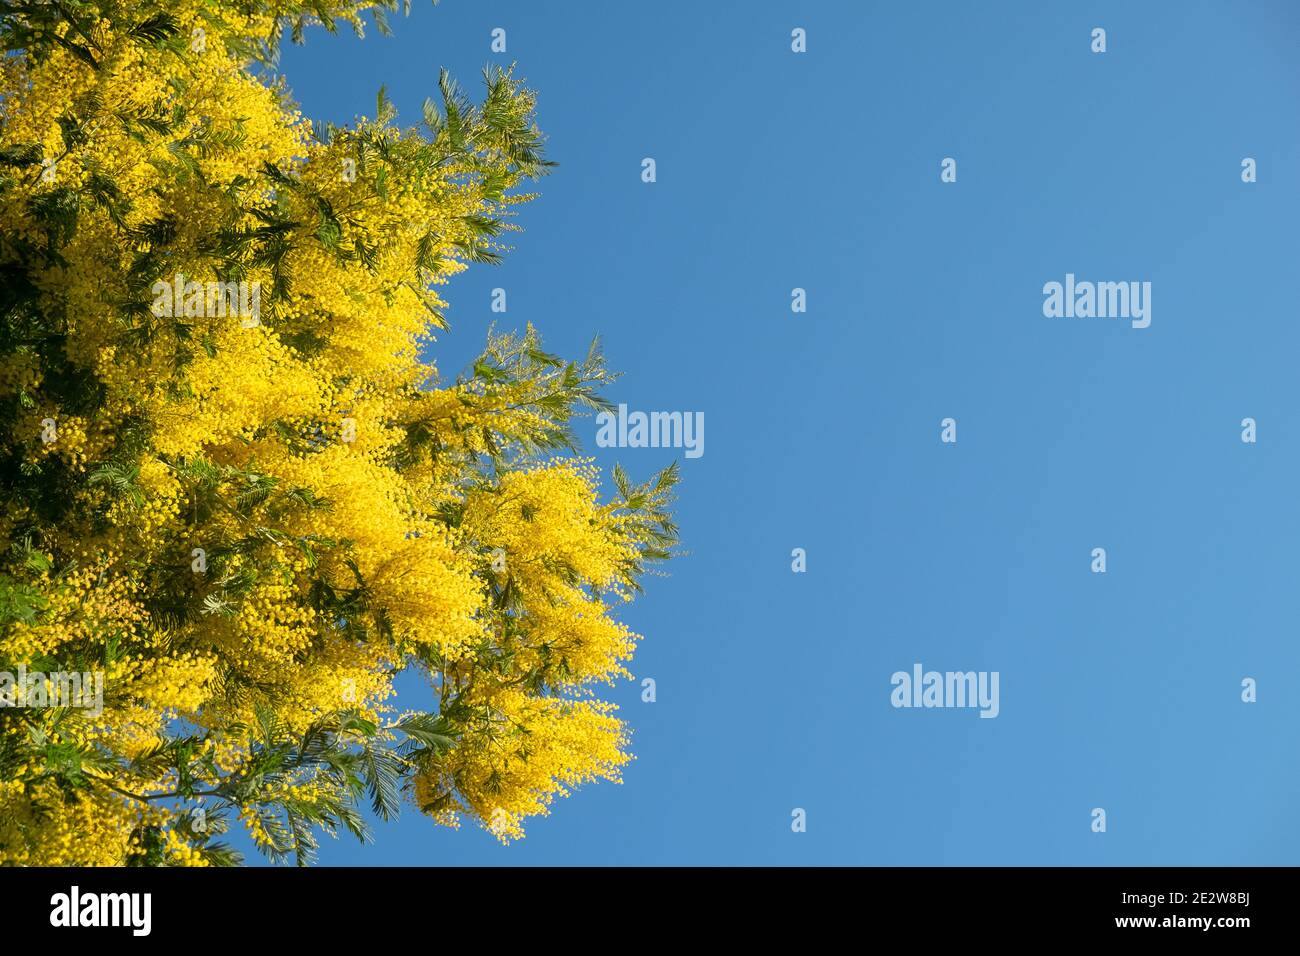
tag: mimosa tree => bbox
[0,0,676,865]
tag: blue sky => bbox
[228,0,1300,865]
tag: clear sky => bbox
[228,0,1300,865]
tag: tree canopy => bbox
[0,0,676,865]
